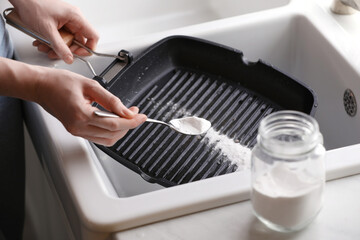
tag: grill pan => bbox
[3,9,317,186]
[94,35,317,187]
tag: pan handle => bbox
[3,8,129,63]
[3,8,132,87]
[3,8,131,87]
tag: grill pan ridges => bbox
[94,36,317,187]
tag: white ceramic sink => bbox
[4,0,360,239]
[55,0,360,196]
[66,0,290,45]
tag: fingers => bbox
[55,71,146,145]
[71,108,146,146]
[72,16,99,51]
[33,40,91,59]
[80,128,129,146]
[32,15,99,63]
[33,24,73,63]
[85,83,138,119]
[65,105,146,146]
[110,98,138,119]
[73,45,91,56]
[128,106,140,114]
[33,41,59,60]
[75,81,146,145]
[61,13,99,59]
[83,134,128,146]
[90,110,147,132]
[47,25,74,64]
[69,35,92,56]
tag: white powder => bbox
[170,117,211,135]
[202,128,252,169]
[252,164,324,230]
[149,100,192,120]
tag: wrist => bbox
[0,57,43,102]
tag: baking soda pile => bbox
[202,127,252,170]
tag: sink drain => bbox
[344,89,357,117]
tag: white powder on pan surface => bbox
[202,127,252,170]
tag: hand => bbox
[9,0,99,64]
[34,67,147,146]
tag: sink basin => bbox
[54,0,360,196]
[201,16,360,151]
[65,0,290,44]
[8,0,360,238]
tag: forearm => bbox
[0,57,42,102]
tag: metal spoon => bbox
[94,110,211,135]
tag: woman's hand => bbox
[33,67,147,146]
[9,0,99,63]
[3,1,144,146]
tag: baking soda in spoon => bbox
[169,116,211,135]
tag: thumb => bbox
[47,25,74,64]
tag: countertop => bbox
[113,173,360,240]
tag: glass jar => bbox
[251,110,325,232]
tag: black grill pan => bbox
[94,35,317,187]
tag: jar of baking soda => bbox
[251,110,325,232]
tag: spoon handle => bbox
[94,110,119,118]
[94,111,169,125]
[146,118,167,125]
[94,110,172,128]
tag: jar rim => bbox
[258,110,323,156]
